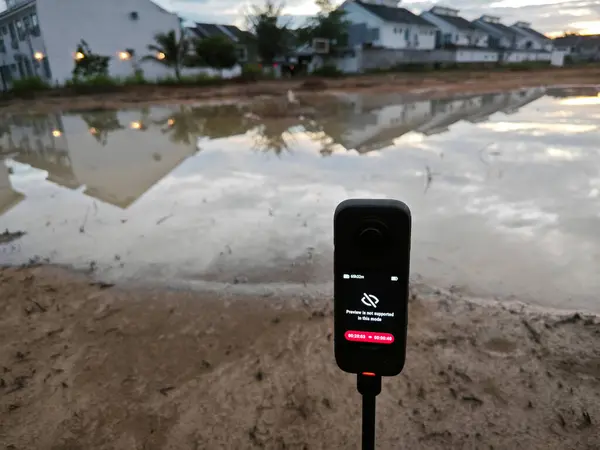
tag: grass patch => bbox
[9,77,51,98]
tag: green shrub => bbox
[312,64,343,78]
[193,73,223,85]
[156,76,179,86]
[64,74,122,94]
[10,77,50,95]
[123,71,148,85]
[240,63,263,81]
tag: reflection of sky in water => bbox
[1,88,600,312]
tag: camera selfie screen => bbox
[338,272,403,345]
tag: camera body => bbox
[334,199,412,376]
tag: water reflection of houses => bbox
[1,108,206,209]
[0,162,24,217]
[320,87,547,153]
[7,113,80,189]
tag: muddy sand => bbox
[1,66,600,114]
[1,265,599,449]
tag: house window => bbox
[405,29,409,41]
[8,22,16,40]
[23,16,31,30]
[30,14,40,36]
[1,26,7,35]
[42,58,52,79]
[23,58,32,77]
[16,19,25,41]
[0,38,5,53]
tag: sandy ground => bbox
[0,66,599,114]
[1,265,599,450]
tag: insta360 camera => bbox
[333,199,412,376]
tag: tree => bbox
[246,1,291,65]
[298,0,350,60]
[72,40,110,79]
[80,111,124,146]
[145,30,189,80]
[194,36,238,74]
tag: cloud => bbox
[154,0,600,34]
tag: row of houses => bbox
[323,1,559,71]
[0,86,547,215]
[0,0,569,90]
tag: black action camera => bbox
[334,199,412,377]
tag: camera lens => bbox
[359,227,383,246]
[357,219,389,252]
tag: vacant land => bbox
[1,265,599,450]
[1,66,599,115]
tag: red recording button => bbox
[345,330,395,344]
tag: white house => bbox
[0,0,184,89]
[511,22,553,52]
[0,0,48,90]
[421,6,488,48]
[341,0,437,50]
[472,15,550,62]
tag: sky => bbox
[153,0,600,36]
[1,0,599,36]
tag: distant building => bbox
[341,0,438,50]
[553,34,600,61]
[0,0,182,90]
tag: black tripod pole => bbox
[357,373,382,450]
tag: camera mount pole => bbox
[357,372,382,450]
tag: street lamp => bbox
[33,51,44,61]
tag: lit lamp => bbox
[52,130,62,137]
[167,118,175,126]
[118,51,132,61]
[74,52,85,61]
[130,121,143,130]
[156,52,166,61]
[89,127,98,135]
[33,51,44,61]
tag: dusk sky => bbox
[154,0,600,36]
[1,0,599,36]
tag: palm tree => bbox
[154,106,205,146]
[145,30,189,80]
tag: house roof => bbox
[356,1,436,27]
[473,19,521,40]
[514,25,550,41]
[429,12,477,31]
[190,23,254,43]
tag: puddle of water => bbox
[1,87,600,312]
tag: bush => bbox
[10,77,50,95]
[312,64,343,78]
[123,71,148,86]
[64,74,122,94]
[240,63,263,81]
